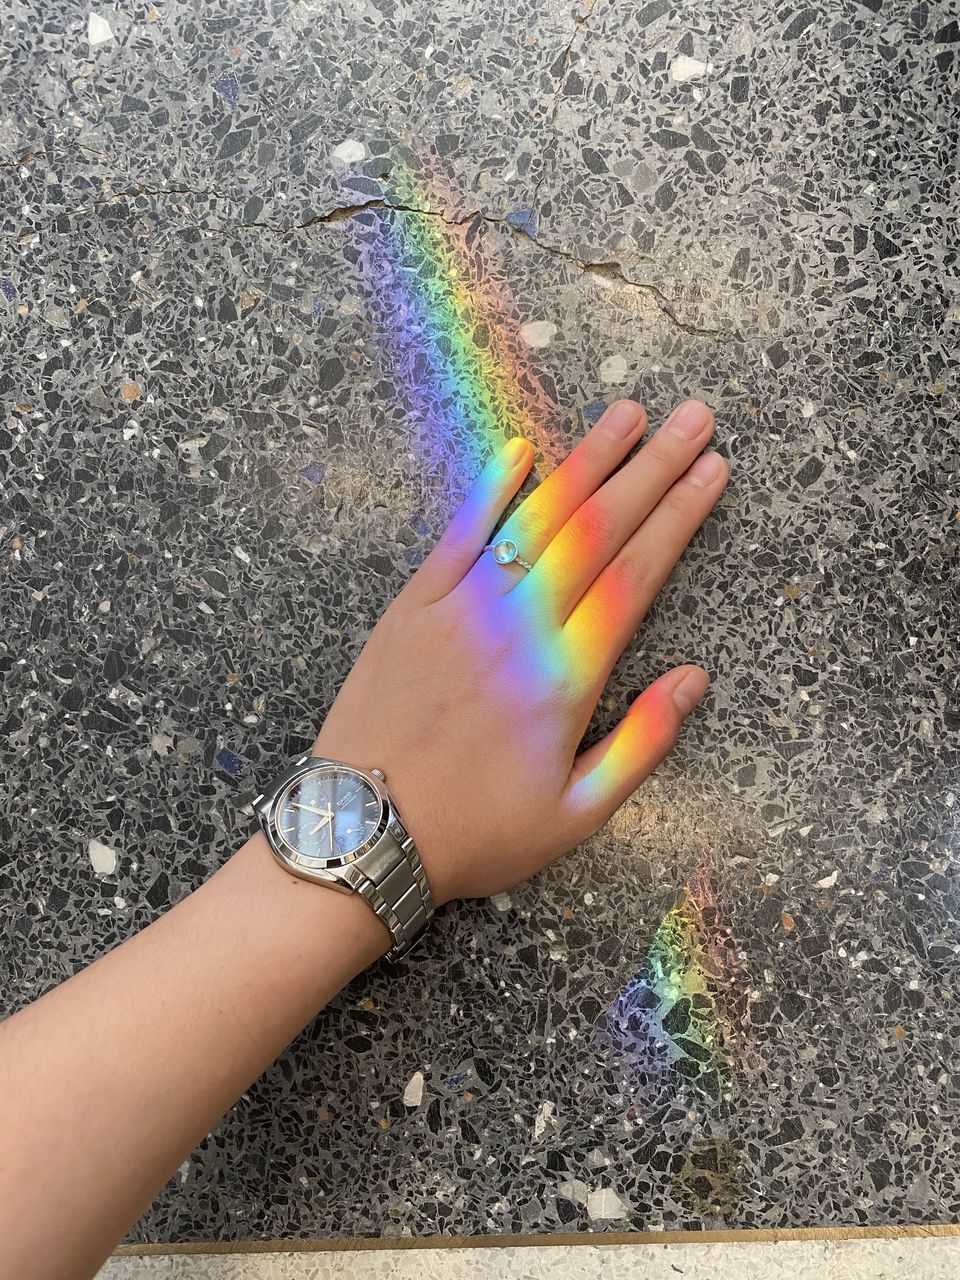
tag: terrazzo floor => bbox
[2,0,958,1253]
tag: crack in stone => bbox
[294,199,734,338]
[18,185,735,341]
[0,151,40,169]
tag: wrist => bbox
[218,833,391,1006]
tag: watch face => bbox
[275,767,383,862]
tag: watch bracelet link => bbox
[348,830,433,961]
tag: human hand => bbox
[315,399,729,906]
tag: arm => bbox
[0,397,728,1278]
[0,833,388,1280]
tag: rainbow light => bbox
[604,863,744,1110]
[356,161,564,498]
[355,156,680,801]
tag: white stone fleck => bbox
[586,1187,629,1220]
[88,838,117,875]
[559,1178,590,1205]
[403,1071,425,1107]
[801,399,816,418]
[88,13,114,45]
[533,1100,555,1140]
[178,1159,190,1184]
[232,545,251,565]
[114,895,126,909]
[331,138,367,164]
[669,55,710,83]
[599,353,629,383]
[519,320,557,348]
[583,891,594,905]
[815,869,839,889]
[490,891,512,913]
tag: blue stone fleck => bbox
[299,462,327,485]
[215,748,243,777]
[506,205,537,236]
[213,72,239,109]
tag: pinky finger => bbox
[563,665,710,829]
[402,437,534,605]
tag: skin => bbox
[0,398,728,1279]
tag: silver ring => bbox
[482,537,534,572]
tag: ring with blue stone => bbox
[482,537,534,572]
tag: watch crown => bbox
[371,768,386,780]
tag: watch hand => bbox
[291,802,334,818]
[308,813,334,838]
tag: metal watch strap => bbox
[252,754,434,962]
[345,826,433,961]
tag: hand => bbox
[315,399,729,906]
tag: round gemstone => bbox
[492,539,517,564]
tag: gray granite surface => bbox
[2,0,958,1246]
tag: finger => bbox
[564,450,730,685]
[523,400,715,622]
[563,665,710,825]
[466,399,648,598]
[403,437,535,605]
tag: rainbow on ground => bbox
[356,160,563,495]
[604,862,744,1110]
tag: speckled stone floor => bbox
[2,0,958,1249]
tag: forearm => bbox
[0,832,389,1280]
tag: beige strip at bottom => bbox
[99,1235,960,1280]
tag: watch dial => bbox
[276,769,382,860]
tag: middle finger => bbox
[518,399,716,621]
[467,398,648,594]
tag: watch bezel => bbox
[265,761,389,872]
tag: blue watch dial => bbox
[276,768,382,860]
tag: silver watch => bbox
[252,755,434,961]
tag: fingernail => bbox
[665,399,712,440]
[501,437,530,467]
[600,400,645,439]
[672,669,708,715]
[686,451,725,487]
